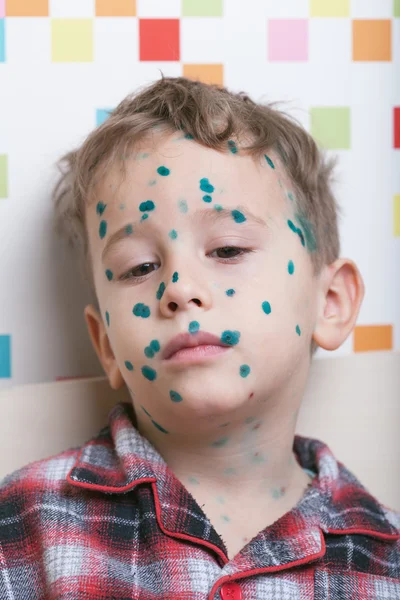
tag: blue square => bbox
[0,20,5,63]
[0,335,11,379]
[96,108,113,126]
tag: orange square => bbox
[183,64,224,86]
[6,0,48,16]
[353,20,391,61]
[353,325,393,352]
[95,0,136,17]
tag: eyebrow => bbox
[101,205,269,264]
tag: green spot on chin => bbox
[169,390,183,402]
[142,365,157,381]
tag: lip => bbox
[162,331,231,360]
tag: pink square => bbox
[268,19,308,62]
[0,0,5,17]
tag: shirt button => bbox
[220,581,242,600]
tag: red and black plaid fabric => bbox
[1,401,399,598]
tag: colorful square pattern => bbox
[182,0,223,17]
[0,18,4,62]
[139,18,180,61]
[0,335,11,379]
[95,0,136,17]
[395,0,400,18]
[353,20,391,61]
[96,108,113,126]
[310,0,350,17]
[6,0,48,16]
[0,154,7,197]
[310,107,351,149]
[394,108,400,148]
[354,326,393,352]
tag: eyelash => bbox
[119,247,255,282]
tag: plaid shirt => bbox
[1,401,399,599]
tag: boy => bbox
[1,75,399,598]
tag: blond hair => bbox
[52,73,342,356]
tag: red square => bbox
[394,107,400,149]
[139,19,180,61]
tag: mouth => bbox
[162,331,232,362]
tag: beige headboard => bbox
[1,350,399,511]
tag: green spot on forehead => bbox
[157,165,170,176]
[264,154,275,169]
[96,201,107,216]
[139,200,155,212]
[231,210,246,223]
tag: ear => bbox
[312,258,365,351]
[83,304,126,390]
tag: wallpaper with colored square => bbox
[0,2,398,386]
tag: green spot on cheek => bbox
[296,325,301,336]
[105,269,113,281]
[99,220,107,239]
[239,364,251,378]
[157,166,170,176]
[199,177,214,194]
[226,288,235,296]
[211,436,229,448]
[188,321,200,334]
[262,301,272,315]
[125,224,133,235]
[288,260,295,275]
[150,339,160,352]
[125,361,134,371]
[188,476,200,484]
[105,311,110,326]
[178,199,188,213]
[139,200,155,212]
[144,346,155,358]
[169,390,183,402]
[172,272,179,283]
[142,366,157,381]
[214,204,223,211]
[133,303,151,318]
[221,515,231,523]
[156,282,166,300]
[202,195,212,203]
[169,229,178,239]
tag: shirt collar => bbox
[67,401,399,542]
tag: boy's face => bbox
[85,132,319,430]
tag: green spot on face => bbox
[240,364,251,378]
[141,405,152,417]
[169,229,178,239]
[142,365,157,381]
[178,199,188,213]
[141,213,149,222]
[199,178,214,194]
[214,204,223,211]
[125,224,133,235]
[169,390,183,403]
[264,154,275,169]
[99,220,107,239]
[262,301,272,315]
[211,436,229,448]
[139,200,155,212]
[245,416,256,424]
[231,210,246,224]
[151,419,168,433]
[288,260,295,275]
[226,288,235,296]
[227,140,238,154]
[202,195,212,203]
[105,311,110,326]
[287,219,297,233]
[105,269,113,281]
[224,467,236,476]
[96,201,107,216]
[172,272,179,283]
[144,346,155,358]
[184,133,194,140]
[133,303,151,318]
[156,282,166,300]
[288,192,294,201]
[125,361,134,371]
[148,179,157,186]
[188,476,199,485]
[296,325,301,336]
[221,515,231,523]
[188,321,200,334]
[220,330,240,346]
[150,339,160,352]
[216,495,225,504]
[157,166,170,176]
[295,212,317,252]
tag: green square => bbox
[182,0,223,17]
[310,107,351,150]
[394,0,400,17]
[0,155,8,198]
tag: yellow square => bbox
[52,19,93,62]
[394,195,400,237]
[310,0,349,17]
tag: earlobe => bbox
[312,259,365,352]
[83,304,125,390]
